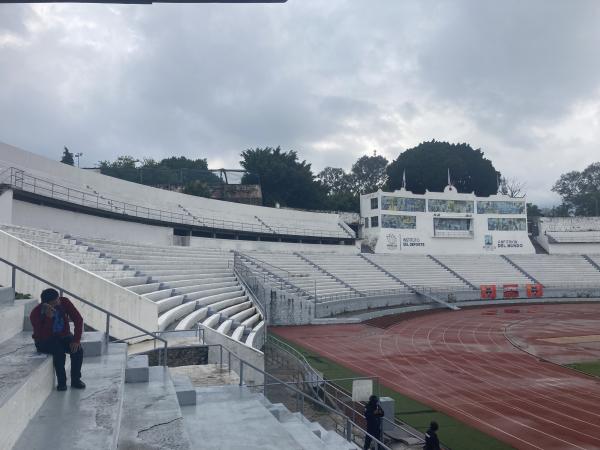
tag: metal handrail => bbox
[267,335,426,444]
[232,262,268,324]
[0,256,169,366]
[204,340,392,450]
[1,167,351,239]
[235,252,313,298]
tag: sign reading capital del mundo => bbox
[360,183,534,255]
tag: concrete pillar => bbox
[379,397,395,432]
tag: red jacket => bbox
[30,297,83,344]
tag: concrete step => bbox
[127,282,162,295]
[181,385,319,450]
[0,298,36,345]
[174,307,209,331]
[171,373,197,407]
[0,332,54,450]
[12,342,128,450]
[118,366,192,450]
[125,354,149,383]
[80,331,105,357]
[0,286,15,304]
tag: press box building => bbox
[360,184,534,254]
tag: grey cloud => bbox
[0,0,599,206]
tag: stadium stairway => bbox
[242,252,356,299]
[74,237,265,349]
[363,254,472,291]
[0,224,264,350]
[435,254,535,287]
[1,286,346,450]
[299,253,411,295]
[181,385,359,450]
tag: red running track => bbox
[273,303,600,450]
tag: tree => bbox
[552,162,600,216]
[350,154,388,194]
[499,177,526,198]
[386,140,500,196]
[98,155,138,169]
[240,146,326,208]
[317,167,358,212]
[317,167,353,194]
[182,180,212,198]
[527,203,543,217]
[61,147,74,166]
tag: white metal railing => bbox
[267,335,427,447]
[433,229,474,238]
[0,167,352,240]
[1,256,169,366]
[214,340,392,450]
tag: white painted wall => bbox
[0,189,13,224]
[0,142,348,236]
[0,230,159,339]
[189,236,357,254]
[536,217,600,254]
[12,200,173,245]
[360,188,534,254]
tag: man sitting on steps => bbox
[30,288,86,391]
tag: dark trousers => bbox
[364,428,382,450]
[35,335,83,386]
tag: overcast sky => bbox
[1,0,599,206]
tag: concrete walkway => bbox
[13,343,127,450]
[181,385,309,450]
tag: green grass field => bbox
[275,336,514,450]
[566,360,600,377]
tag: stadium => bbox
[2,140,600,450]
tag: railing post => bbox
[105,314,110,346]
[11,265,16,290]
[239,359,244,386]
[163,341,168,367]
[228,351,231,373]
[220,346,223,370]
[345,418,352,441]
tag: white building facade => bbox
[360,185,534,254]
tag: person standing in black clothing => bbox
[363,395,384,449]
[424,421,441,450]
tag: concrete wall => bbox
[202,325,264,385]
[189,236,357,254]
[535,217,600,254]
[0,230,159,339]
[0,142,345,234]
[12,200,173,245]
[0,189,13,224]
[315,293,423,318]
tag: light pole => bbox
[74,152,83,168]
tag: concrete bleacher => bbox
[507,254,600,287]
[364,254,472,291]
[243,252,355,298]
[547,231,600,243]
[181,385,358,450]
[0,224,264,349]
[0,142,354,242]
[2,285,349,449]
[436,254,534,287]
[300,253,410,295]
[74,237,265,349]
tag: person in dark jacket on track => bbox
[363,395,384,449]
[424,421,441,450]
[30,288,86,391]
